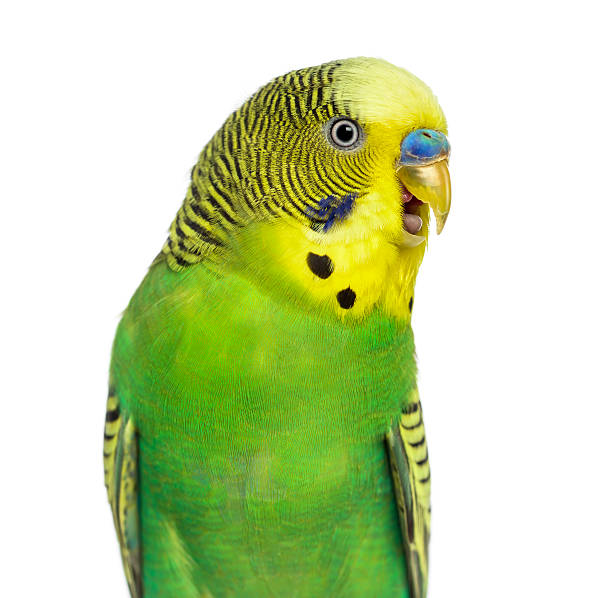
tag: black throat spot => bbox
[307,252,334,279]
[337,287,356,309]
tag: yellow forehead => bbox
[333,58,447,134]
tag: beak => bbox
[396,129,451,235]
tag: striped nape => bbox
[162,60,373,271]
[162,164,242,270]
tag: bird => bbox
[104,56,451,598]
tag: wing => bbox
[103,387,142,598]
[386,389,432,598]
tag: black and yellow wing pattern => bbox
[386,390,432,598]
[103,388,142,598]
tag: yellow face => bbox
[230,58,448,322]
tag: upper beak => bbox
[396,129,451,235]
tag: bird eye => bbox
[328,118,363,150]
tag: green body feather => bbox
[112,259,416,596]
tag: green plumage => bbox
[113,260,416,596]
[106,57,445,597]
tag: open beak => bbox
[397,159,451,235]
[396,129,451,245]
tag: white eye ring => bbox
[328,118,363,150]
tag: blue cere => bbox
[308,194,357,232]
[400,129,450,165]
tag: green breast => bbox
[112,260,417,597]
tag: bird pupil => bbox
[337,123,354,143]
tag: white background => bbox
[2,1,611,596]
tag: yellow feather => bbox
[164,57,447,322]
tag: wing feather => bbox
[103,388,142,598]
[386,390,431,598]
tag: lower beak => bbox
[396,159,451,235]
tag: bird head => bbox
[163,57,450,321]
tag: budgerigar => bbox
[104,57,451,598]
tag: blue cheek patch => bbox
[308,194,357,232]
